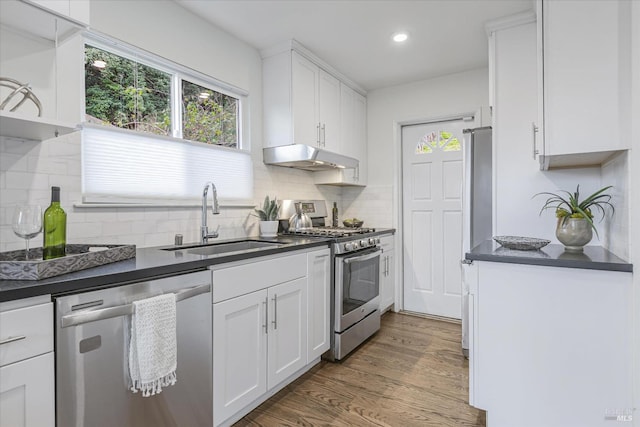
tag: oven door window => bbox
[342,249,380,315]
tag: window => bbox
[82,36,251,203]
[85,46,172,136]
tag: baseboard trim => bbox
[399,310,462,325]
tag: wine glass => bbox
[12,205,42,261]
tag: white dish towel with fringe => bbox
[128,293,177,397]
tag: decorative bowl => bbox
[343,218,364,228]
[493,236,551,251]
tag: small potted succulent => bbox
[536,185,614,252]
[254,196,280,237]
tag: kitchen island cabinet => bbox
[465,253,633,427]
[0,295,54,427]
[211,248,329,427]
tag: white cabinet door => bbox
[307,248,331,360]
[318,70,341,152]
[267,278,307,389]
[292,51,320,147]
[0,352,54,427]
[213,290,267,426]
[379,234,395,312]
[474,261,632,426]
[314,84,367,186]
[539,0,631,167]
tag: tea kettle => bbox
[288,202,312,231]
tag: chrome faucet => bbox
[201,182,220,243]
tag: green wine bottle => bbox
[43,186,67,260]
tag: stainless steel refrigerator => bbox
[461,126,492,356]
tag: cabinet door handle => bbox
[385,256,390,276]
[271,294,278,330]
[0,335,26,346]
[317,123,321,146]
[263,296,268,334]
[532,122,539,159]
[321,123,326,147]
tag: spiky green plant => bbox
[535,185,614,238]
[254,196,280,221]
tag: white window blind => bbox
[82,126,253,203]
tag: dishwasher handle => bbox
[60,283,211,328]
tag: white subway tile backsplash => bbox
[5,171,49,190]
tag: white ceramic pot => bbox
[556,217,593,252]
[259,220,278,237]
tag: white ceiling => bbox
[175,0,534,91]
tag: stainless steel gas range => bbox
[279,200,381,361]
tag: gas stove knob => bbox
[369,238,376,245]
[359,239,367,247]
[376,238,381,244]
[344,243,353,251]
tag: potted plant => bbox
[536,185,614,252]
[254,196,280,237]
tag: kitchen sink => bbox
[164,240,283,256]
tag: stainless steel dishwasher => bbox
[55,270,212,427]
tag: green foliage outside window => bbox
[85,46,171,136]
[85,45,239,148]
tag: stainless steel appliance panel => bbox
[334,247,381,332]
[55,271,212,427]
[461,127,492,355]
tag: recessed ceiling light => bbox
[92,60,107,69]
[393,32,408,43]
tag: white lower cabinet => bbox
[307,248,331,360]
[468,261,632,427]
[379,233,395,312]
[0,297,54,427]
[213,289,268,424]
[267,278,307,389]
[212,248,330,427]
[0,352,55,427]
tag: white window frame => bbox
[81,32,252,206]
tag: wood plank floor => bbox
[234,312,486,427]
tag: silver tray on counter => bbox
[0,244,136,281]
[493,236,551,251]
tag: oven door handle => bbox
[343,248,382,264]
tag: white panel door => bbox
[402,121,464,318]
[213,289,267,426]
[267,278,307,389]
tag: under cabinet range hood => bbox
[263,145,358,171]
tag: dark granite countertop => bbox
[466,240,632,272]
[0,236,330,302]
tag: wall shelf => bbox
[0,111,78,141]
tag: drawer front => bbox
[0,303,53,367]
[212,253,307,303]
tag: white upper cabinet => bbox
[314,83,368,186]
[29,0,90,25]
[0,0,84,141]
[537,0,632,169]
[262,40,368,185]
[289,52,341,151]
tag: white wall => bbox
[343,68,490,227]
[0,0,339,251]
